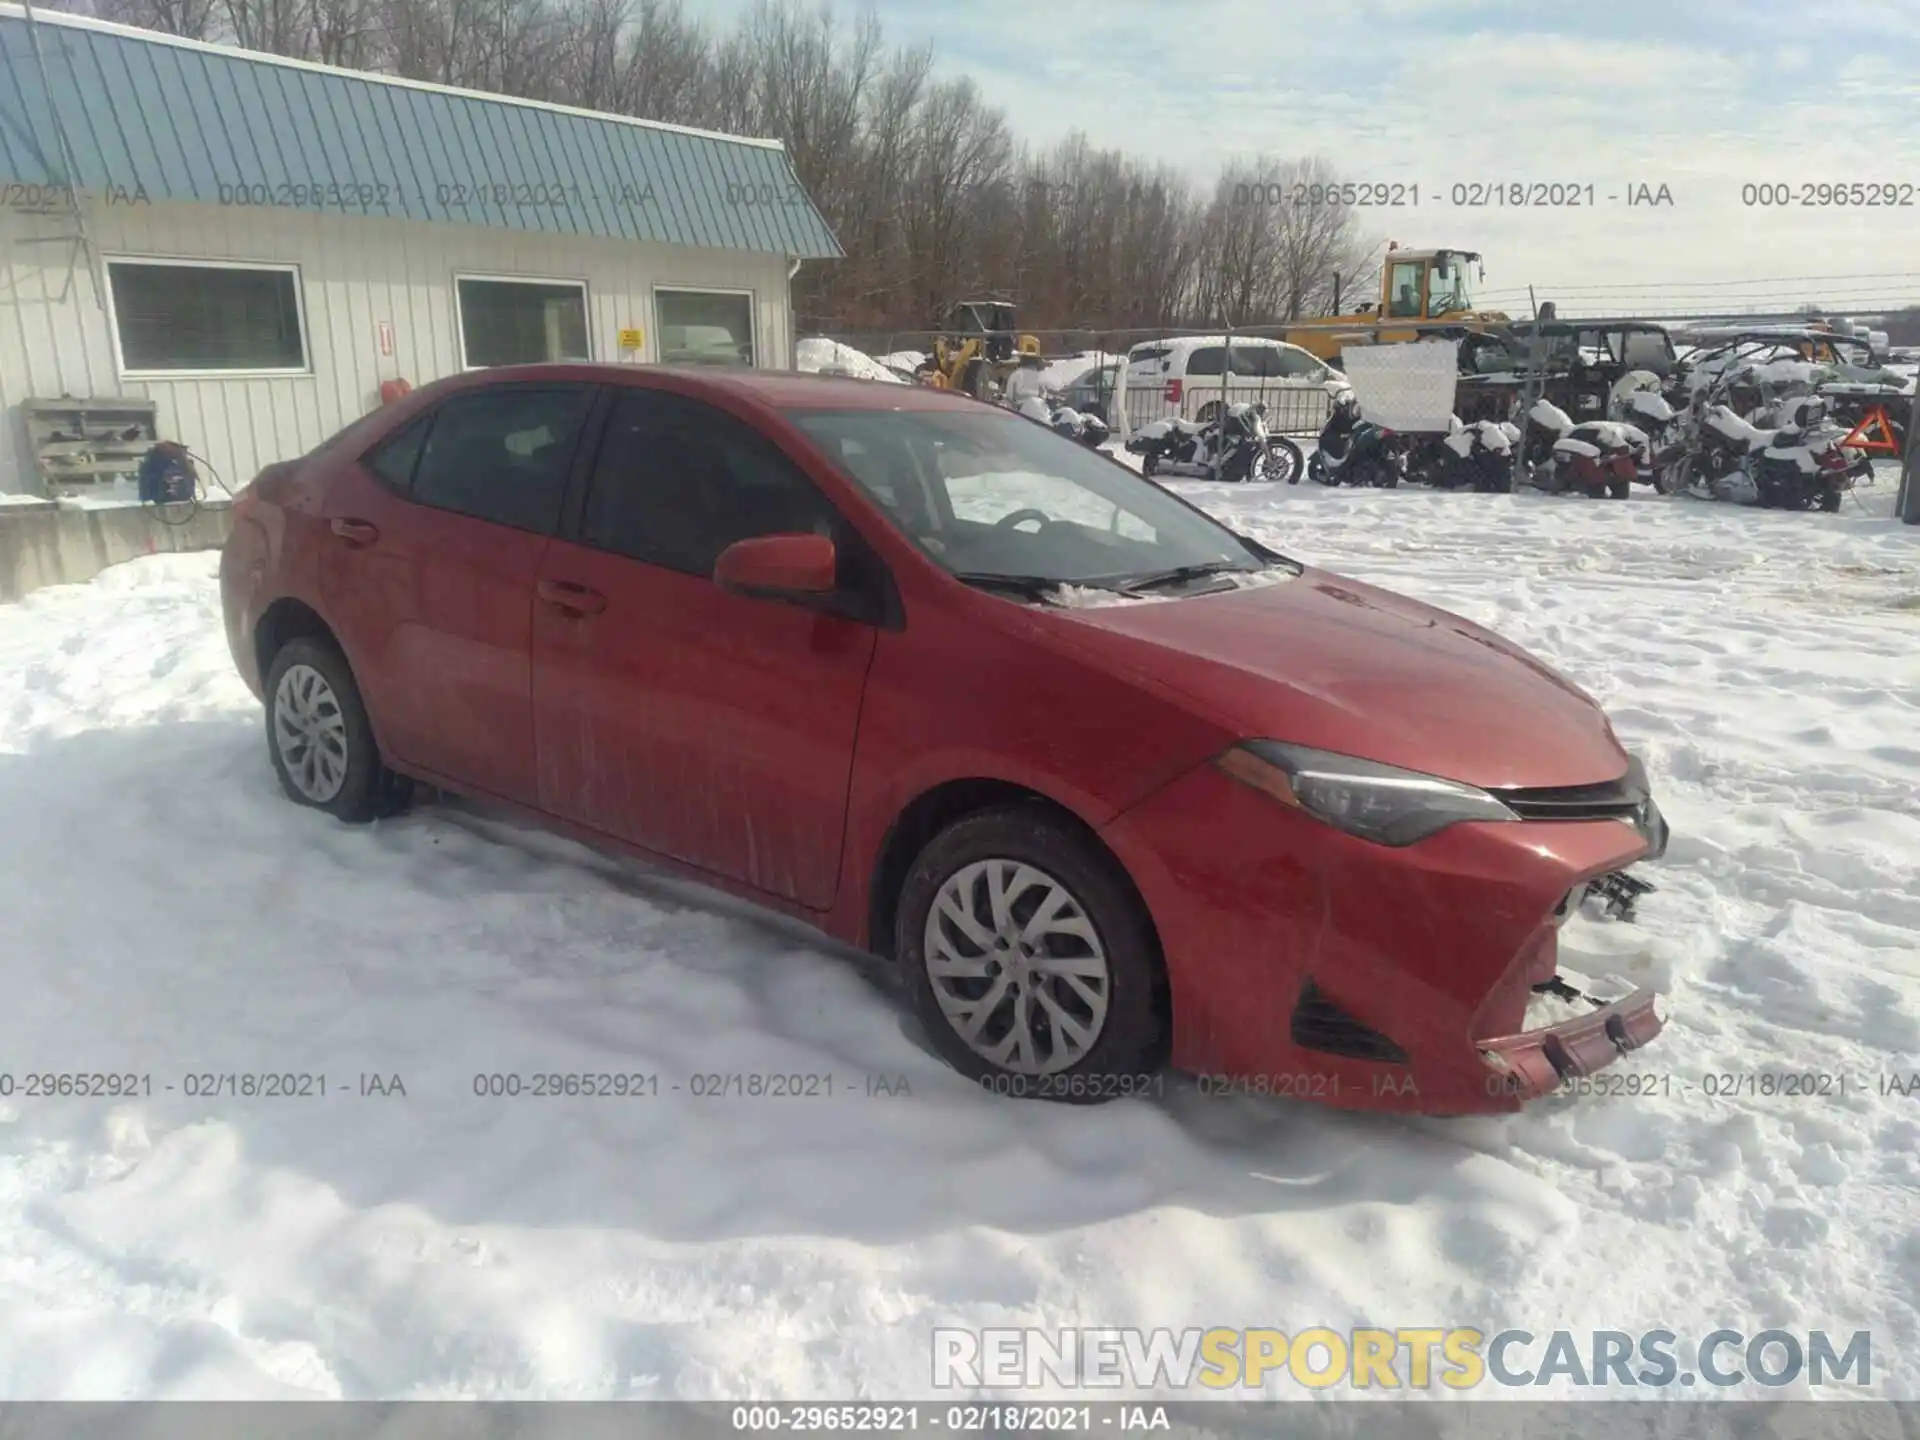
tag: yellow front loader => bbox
[916,301,1043,400]
[1281,245,1516,361]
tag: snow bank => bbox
[795,338,906,384]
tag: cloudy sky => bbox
[708,0,1920,318]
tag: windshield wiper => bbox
[1117,560,1254,595]
[952,571,1069,602]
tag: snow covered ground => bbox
[1,468,1917,1401]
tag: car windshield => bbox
[786,407,1288,592]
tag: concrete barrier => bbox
[0,499,234,604]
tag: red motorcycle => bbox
[1540,421,1641,499]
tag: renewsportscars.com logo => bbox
[932,1327,1873,1392]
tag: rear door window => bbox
[364,415,432,490]
[408,385,596,535]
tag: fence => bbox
[797,325,1342,437]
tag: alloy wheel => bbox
[272,662,350,803]
[923,858,1111,1075]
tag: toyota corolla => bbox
[220,365,1669,1113]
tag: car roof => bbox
[416,362,988,412]
[1130,335,1311,355]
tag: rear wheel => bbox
[1818,488,1843,512]
[264,637,411,823]
[1607,478,1632,499]
[896,807,1166,1102]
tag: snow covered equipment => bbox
[137,441,197,504]
[1750,395,1870,512]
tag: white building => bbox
[0,4,842,497]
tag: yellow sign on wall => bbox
[618,327,644,352]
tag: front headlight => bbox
[1215,741,1520,847]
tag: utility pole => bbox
[1899,380,1920,523]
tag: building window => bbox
[655,288,755,366]
[106,259,307,375]
[456,276,591,367]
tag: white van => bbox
[1121,335,1338,435]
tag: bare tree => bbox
[59,0,1382,339]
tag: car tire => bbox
[264,636,412,823]
[896,806,1166,1103]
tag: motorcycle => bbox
[1610,373,1684,488]
[1403,418,1517,492]
[1536,420,1642,499]
[1017,396,1113,449]
[1520,398,1577,472]
[1443,418,1520,493]
[1128,402,1303,483]
[1049,404,1111,449]
[1307,388,1401,487]
[1748,395,1870,512]
[1664,401,1775,499]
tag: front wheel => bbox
[1263,436,1304,484]
[896,807,1166,1102]
[264,637,412,822]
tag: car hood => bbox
[1039,568,1626,790]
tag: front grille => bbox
[1290,981,1409,1064]
[1491,759,1647,823]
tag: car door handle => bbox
[536,578,608,617]
[330,517,380,547]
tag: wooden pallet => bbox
[22,396,159,491]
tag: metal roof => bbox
[0,4,843,258]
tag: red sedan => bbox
[220,364,1668,1114]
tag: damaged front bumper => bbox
[1478,977,1665,1104]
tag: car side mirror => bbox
[713,532,837,602]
